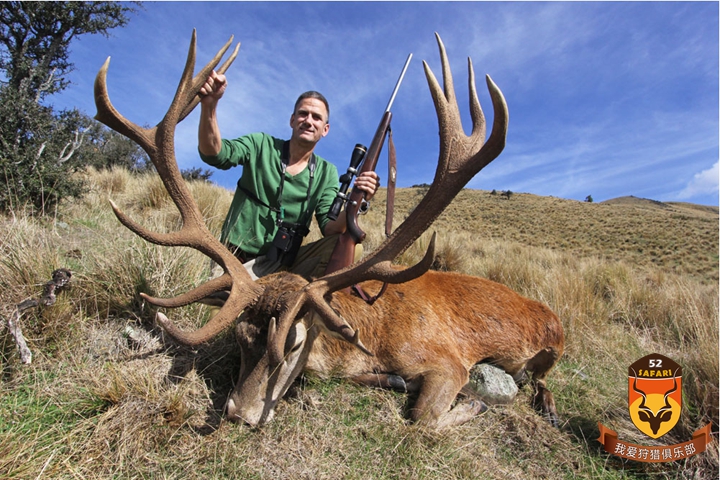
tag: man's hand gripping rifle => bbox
[325,53,412,277]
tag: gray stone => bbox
[468,364,518,405]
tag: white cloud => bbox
[675,162,719,200]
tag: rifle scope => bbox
[327,143,367,221]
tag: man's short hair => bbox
[294,91,330,121]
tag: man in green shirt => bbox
[198,71,379,279]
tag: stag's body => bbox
[228,269,563,429]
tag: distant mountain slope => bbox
[376,189,719,284]
[602,195,719,218]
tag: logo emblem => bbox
[598,353,711,463]
[628,354,682,439]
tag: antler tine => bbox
[467,57,487,140]
[267,292,305,367]
[179,41,241,123]
[94,58,156,154]
[95,31,263,346]
[433,32,461,133]
[154,286,255,345]
[140,274,233,308]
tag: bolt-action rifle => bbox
[324,54,412,277]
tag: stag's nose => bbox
[225,398,254,425]
[225,397,273,427]
[225,398,241,422]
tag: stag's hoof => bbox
[387,374,407,391]
[455,398,488,416]
[472,399,489,415]
[532,384,560,427]
[546,412,560,428]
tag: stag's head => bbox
[204,272,308,425]
[95,31,508,427]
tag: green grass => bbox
[0,169,717,478]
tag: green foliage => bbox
[76,117,152,172]
[0,1,138,215]
[0,89,88,213]
[0,2,137,97]
[181,166,214,182]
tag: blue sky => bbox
[51,2,719,206]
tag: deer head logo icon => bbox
[628,354,682,439]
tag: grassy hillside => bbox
[1,168,717,479]
[375,189,718,285]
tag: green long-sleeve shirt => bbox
[199,132,339,255]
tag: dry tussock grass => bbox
[1,170,717,479]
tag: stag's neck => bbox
[303,278,426,377]
[305,321,378,377]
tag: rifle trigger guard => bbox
[358,199,370,215]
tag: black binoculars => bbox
[267,221,309,267]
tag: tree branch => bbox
[2,268,72,364]
[57,128,85,163]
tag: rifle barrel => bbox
[384,53,413,112]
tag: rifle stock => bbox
[345,111,391,241]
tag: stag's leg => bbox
[525,347,561,427]
[351,373,422,392]
[410,365,487,429]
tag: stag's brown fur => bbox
[227,269,564,429]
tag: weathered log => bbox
[3,268,71,364]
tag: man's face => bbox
[290,98,330,147]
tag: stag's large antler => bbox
[94,30,264,345]
[267,33,509,366]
